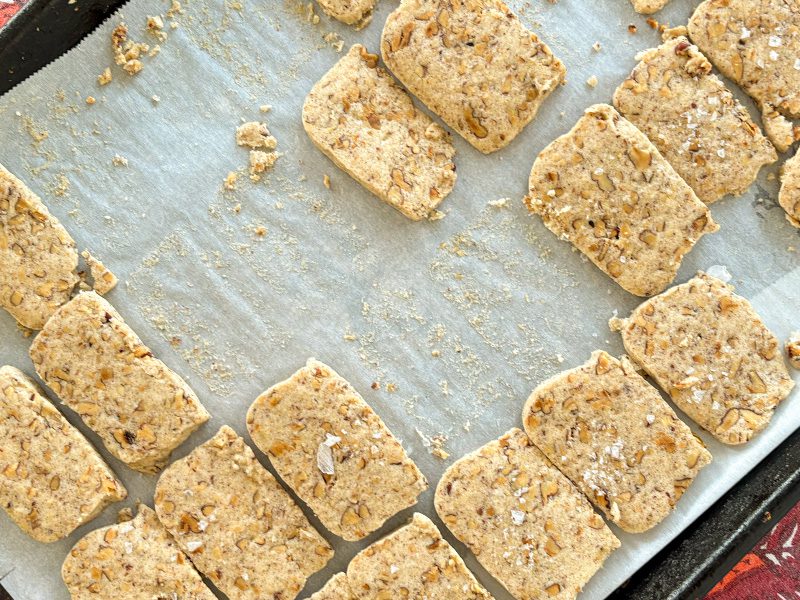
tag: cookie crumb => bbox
[249,151,278,181]
[81,250,118,295]
[592,41,602,52]
[323,174,331,189]
[235,122,277,150]
[98,68,113,86]
[86,96,96,105]
[112,155,129,167]
[224,171,238,190]
[586,75,599,88]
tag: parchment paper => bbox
[0,0,798,598]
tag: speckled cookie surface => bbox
[309,573,354,599]
[28,292,209,473]
[779,151,800,228]
[0,365,126,543]
[246,359,427,541]
[62,505,216,599]
[435,429,619,600]
[630,0,670,14]
[611,273,795,444]
[347,512,493,599]
[0,163,79,330]
[154,426,333,600]
[303,44,456,221]
[523,351,712,533]
[525,104,718,297]
[381,0,565,153]
[317,0,374,27]
[613,36,776,204]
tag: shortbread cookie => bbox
[29,292,210,473]
[154,426,333,600]
[0,365,126,542]
[381,0,565,153]
[303,44,456,221]
[613,36,776,204]
[688,0,800,150]
[310,573,354,600]
[436,429,619,599]
[62,505,216,600]
[611,273,795,444]
[246,359,427,541]
[347,512,493,599]
[630,0,669,14]
[787,332,800,369]
[525,104,718,297]
[317,0,374,27]
[779,151,800,227]
[523,351,712,533]
[0,163,79,329]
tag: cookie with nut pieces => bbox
[309,573,354,600]
[779,151,800,228]
[316,0,374,28]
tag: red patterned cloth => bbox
[0,0,26,28]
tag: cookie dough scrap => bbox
[0,163,79,329]
[81,249,118,295]
[316,0,374,28]
[246,359,427,541]
[779,151,800,228]
[611,273,795,444]
[303,44,456,221]
[787,332,800,370]
[688,0,800,152]
[347,512,493,599]
[613,36,776,204]
[381,0,565,153]
[525,104,718,297]
[28,292,210,473]
[309,573,354,600]
[523,351,712,533]
[435,429,619,599]
[154,426,333,600]
[0,365,126,542]
[630,0,670,14]
[62,505,216,600]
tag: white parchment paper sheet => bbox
[0,0,798,598]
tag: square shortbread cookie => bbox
[381,0,565,153]
[525,104,718,297]
[611,273,795,444]
[246,359,427,541]
[523,351,712,533]
[435,429,619,599]
[779,151,800,228]
[303,44,456,221]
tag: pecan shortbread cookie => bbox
[613,36,776,204]
[154,426,333,600]
[381,0,565,153]
[435,429,619,600]
[29,292,210,473]
[303,44,456,221]
[247,359,427,541]
[309,573,354,599]
[347,512,493,599]
[523,351,712,533]
[630,0,670,14]
[525,104,718,297]
[779,151,800,228]
[688,0,800,152]
[611,273,795,444]
[317,0,374,28]
[0,365,126,542]
[0,164,79,329]
[62,505,216,600]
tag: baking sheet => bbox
[0,0,798,598]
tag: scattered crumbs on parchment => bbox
[234,121,279,182]
[488,198,509,208]
[52,173,70,197]
[417,429,450,460]
[98,67,113,86]
[112,155,129,167]
[586,75,599,88]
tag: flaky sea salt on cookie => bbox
[29,292,209,473]
[435,429,619,600]
[0,163,79,329]
[303,44,456,221]
[316,0,374,28]
[525,104,717,297]
[779,151,800,228]
[309,573,354,599]
[381,0,565,153]
[154,426,333,600]
[62,505,216,600]
[0,365,126,542]
[246,359,427,541]
[523,351,712,533]
[611,273,795,444]
[613,36,776,204]
[347,512,493,599]
[630,0,670,14]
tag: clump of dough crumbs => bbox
[235,121,279,182]
[788,332,800,370]
[111,23,150,75]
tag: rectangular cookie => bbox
[28,291,210,473]
[0,365,126,542]
[303,44,456,221]
[779,151,800,228]
[316,0,374,28]
[346,512,493,599]
[1,163,79,329]
[381,0,565,154]
[435,429,619,599]
[611,272,796,444]
[154,426,333,600]
[62,505,216,599]
[525,104,718,297]
[246,358,427,541]
[310,573,354,599]
[688,0,800,151]
[613,36,776,204]
[630,0,669,14]
[523,351,712,533]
